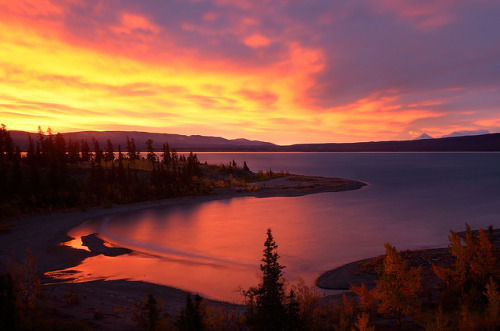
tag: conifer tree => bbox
[117,144,124,161]
[132,293,162,331]
[177,293,204,331]
[67,139,80,163]
[246,228,287,330]
[105,138,115,162]
[81,140,91,162]
[146,139,156,163]
[54,133,66,165]
[243,161,251,172]
[162,142,171,168]
[126,136,139,160]
[93,138,103,164]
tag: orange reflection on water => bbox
[61,237,90,252]
[52,194,387,302]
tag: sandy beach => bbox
[0,174,365,329]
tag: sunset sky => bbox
[1,0,500,144]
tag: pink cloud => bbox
[112,13,160,35]
[371,1,454,30]
[243,33,271,48]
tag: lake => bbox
[59,153,500,303]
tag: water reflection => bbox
[53,153,500,302]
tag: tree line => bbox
[0,125,204,218]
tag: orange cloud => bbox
[243,33,271,48]
[1,0,497,144]
[112,13,161,35]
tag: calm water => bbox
[58,153,500,303]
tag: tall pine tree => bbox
[246,228,287,330]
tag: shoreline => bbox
[0,174,365,328]
[317,229,500,291]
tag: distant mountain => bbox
[441,129,490,138]
[9,130,500,152]
[414,133,434,140]
[281,133,500,152]
[9,130,277,152]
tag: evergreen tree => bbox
[161,142,171,168]
[246,228,287,330]
[126,136,139,161]
[177,293,204,331]
[67,139,80,163]
[243,161,251,172]
[105,138,115,162]
[117,144,124,161]
[92,138,103,164]
[146,139,156,163]
[81,140,91,162]
[54,132,67,165]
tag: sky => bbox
[1,0,500,144]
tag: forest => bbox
[0,125,260,219]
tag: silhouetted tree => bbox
[245,228,287,330]
[177,293,204,331]
[54,133,66,165]
[243,161,251,172]
[126,136,139,161]
[81,140,91,162]
[104,138,115,162]
[117,144,124,161]
[93,138,103,164]
[161,142,171,168]
[146,139,156,163]
[67,139,80,163]
[132,293,161,331]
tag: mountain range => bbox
[414,129,490,140]
[9,130,500,152]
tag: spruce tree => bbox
[177,293,204,331]
[248,228,287,330]
[146,139,156,163]
[105,138,115,162]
